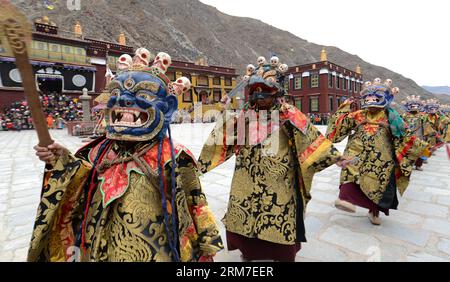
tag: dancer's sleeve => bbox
[326,100,357,143]
[198,113,237,174]
[175,152,224,261]
[394,135,429,195]
[28,152,92,262]
[281,104,342,204]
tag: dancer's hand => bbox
[337,156,357,168]
[34,142,69,164]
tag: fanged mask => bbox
[360,79,397,109]
[104,71,177,141]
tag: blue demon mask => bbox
[423,99,440,114]
[360,79,398,109]
[104,50,191,141]
[402,95,423,113]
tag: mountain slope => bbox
[422,86,450,96]
[11,0,450,105]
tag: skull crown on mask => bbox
[360,78,398,109]
[105,48,191,142]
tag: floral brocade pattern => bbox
[402,112,425,139]
[27,138,223,262]
[342,125,395,203]
[198,106,341,245]
[84,171,173,262]
[423,114,444,147]
[224,130,298,245]
[326,107,428,205]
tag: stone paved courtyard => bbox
[0,124,449,262]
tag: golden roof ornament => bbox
[356,64,362,74]
[35,16,56,26]
[74,21,82,37]
[118,32,126,45]
[320,47,327,62]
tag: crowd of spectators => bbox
[307,113,331,125]
[1,94,336,131]
[0,93,83,131]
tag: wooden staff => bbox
[0,0,53,146]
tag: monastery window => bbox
[75,48,85,55]
[213,90,222,102]
[48,43,62,60]
[284,78,289,91]
[33,40,48,50]
[343,78,347,91]
[295,99,302,111]
[336,75,341,89]
[329,96,334,112]
[309,97,319,112]
[183,89,193,102]
[30,41,48,59]
[349,79,353,91]
[213,77,221,85]
[224,77,232,86]
[61,45,75,63]
[328,73,334,88]
[198,76,209,86]
[63,46,73,54]
[49,44,61,53]
[294,76,302,90]
[310,73,319,88]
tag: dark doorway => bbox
[37,75,63,94]
[198,90,209,104]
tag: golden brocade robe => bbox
[198,104,342,245]
[402,112,425,140]
[27,137,223,262]
[423,113,444,148]
[326,102,428,207]
[439,114,450,143]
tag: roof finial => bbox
[320,47,327,62]
[118,32,126,45]
[356,64,362,74]
[74,21,82,38]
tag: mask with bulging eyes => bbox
[408,103,421,112]
[104,71,178,141]
[360,85,394,109]
[426,106,439,114]
[423,99,440,114]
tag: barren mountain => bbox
[422,86,450,96]
[11,0,450,105]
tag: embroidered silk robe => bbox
[27,137,223,262]
[326,102,428,208]
[198,104,342,245]
[423,113,444,148]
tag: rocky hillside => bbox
[11,0,450,105]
